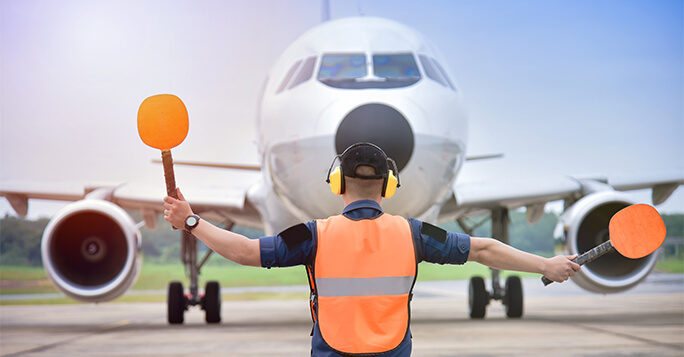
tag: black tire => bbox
[204,281,222,324]
[468,276,488,319]
[504,276,523,318]
[168,281,185,324]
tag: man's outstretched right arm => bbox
[163,188,261,267]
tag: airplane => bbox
[1,15,682,324]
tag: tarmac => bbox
[1,273,683,356]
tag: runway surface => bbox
[1,274,683,356]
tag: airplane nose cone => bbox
[335,103,414,172]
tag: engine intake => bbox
[41,199,141,302]
[556,190,658,293]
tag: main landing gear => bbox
[167,229,225,324]
[460,207,524,319]
[468,270,523,318]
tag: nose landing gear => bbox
[463,207,524,319]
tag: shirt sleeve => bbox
[259,221,316,268]
[408,218,470,264]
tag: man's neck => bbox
[341,194,382,206]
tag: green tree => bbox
[0,215,47,266]
[508,211,556,255]
[662,214,683,237]
[440,210,557,256]
[1,211,681,267]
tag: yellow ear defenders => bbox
[325,143,401,198]
[382,158,400,198]
[327,165,345,195]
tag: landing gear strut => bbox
[167,229,226,324]
[462,208,524,319]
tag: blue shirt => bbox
[259,200,471,356]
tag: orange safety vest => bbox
[312,213,417,355]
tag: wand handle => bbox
[541,240,614,286]
[162,150,177,199]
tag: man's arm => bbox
[468,237,580,283]
[163,188,261,267]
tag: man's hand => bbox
[163,188,193,229]
[542,255,581,283]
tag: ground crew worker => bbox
[163,142,580,356]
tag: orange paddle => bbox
[137,94,189,200]
[542,204,666,286]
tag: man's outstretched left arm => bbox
[468,237,580,283]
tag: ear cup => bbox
[328,166,344,195]
[383,170,398,198]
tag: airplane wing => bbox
[438,170,684,224]
[606,171,684,205]
[438,174,581,224]
[0,165,264,230]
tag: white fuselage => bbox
[250,17,468,234]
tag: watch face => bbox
[186,216,199,227]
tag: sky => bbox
[1,0,682,219]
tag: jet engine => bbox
[556,190,658,293]
[41,199,142,302]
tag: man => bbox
[163,142,580,356]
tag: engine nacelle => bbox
[555,191,658,293]
[41,199,142,302]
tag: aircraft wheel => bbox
[504,276,523,318]
[168,281,186,324]
[203,281,222,324]
[468,276,488,319]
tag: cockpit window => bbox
[432,58,456,90]
[419,55,446,87]
[373,54,420,80]
[318,54,367,81]
[289,56,316,89]
[276,59,302,94]
[318,53,420,89]
[419,55,456,91]
[276,56,317,94]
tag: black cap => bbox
[340,142,389,179]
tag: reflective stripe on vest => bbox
[314,213,416,355]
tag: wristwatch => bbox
[184,214,201,232]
